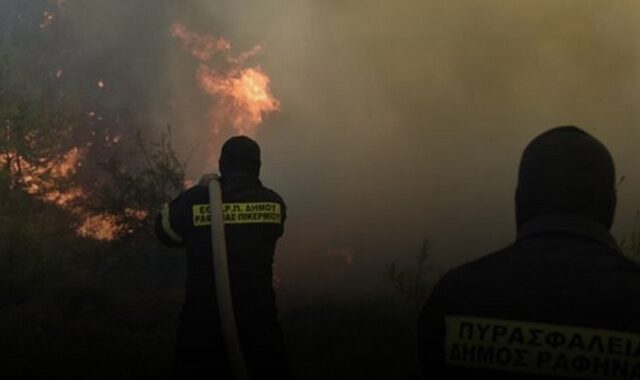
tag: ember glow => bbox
[170,22,279,137]
[76,213,122,241]
[2,147,85,207]
[40,11,56,29]
[75,208,148,241]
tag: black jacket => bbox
[418,215,640,379]
[156,173,288,378]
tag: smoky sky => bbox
[4,0,640,296]
[215,0,640,294]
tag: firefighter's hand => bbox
[198,173,220,186]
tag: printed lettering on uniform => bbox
[445,315,640,379]
[192,203,281,226]
[192,204,212,226]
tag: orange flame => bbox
[76,213,122,241]
[170,22,279,137]
[75,208,148,242]
[1,148,147,241]
[2,147,85,207]
[197,66,279,136]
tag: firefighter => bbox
[155,136,289,379]
[418,126,640,379]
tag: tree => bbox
[0,2,80,187]
[92,126,186,235]
[386,239,434,314]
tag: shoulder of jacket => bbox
[261,186,286,204]
[438,245,516,286]
[172,185,208,205]
[188,184,210,195]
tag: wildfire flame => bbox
[75,208,148,241]
[76,213,121,241]
[1,148,146,241]
[2,148,85,207]
[5,20,274,242]
[170,22,279,137]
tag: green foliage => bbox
[386,239,434,314]
[0,78,74,182]
[0,10,78,151]
[0,37,79,190]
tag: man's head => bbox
[516,126,616,229]
[219,136,261,177]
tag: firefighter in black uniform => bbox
[156,136,289,379]
[419,126,640,379]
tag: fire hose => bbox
[208,175,251,380]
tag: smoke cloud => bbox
[4,0,640,296]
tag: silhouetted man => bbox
[156,136,288,379]
[418,126,640,379]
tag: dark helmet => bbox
[516,126,616,229]
[219,136,261,176]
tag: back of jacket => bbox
[157,173,287,377]
[419,215,640,379]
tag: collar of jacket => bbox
[516,214,620,252]
[221,171,262,193]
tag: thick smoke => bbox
[3,0,640,296]
[233,0,640,296]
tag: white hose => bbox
[209,175,251,380]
